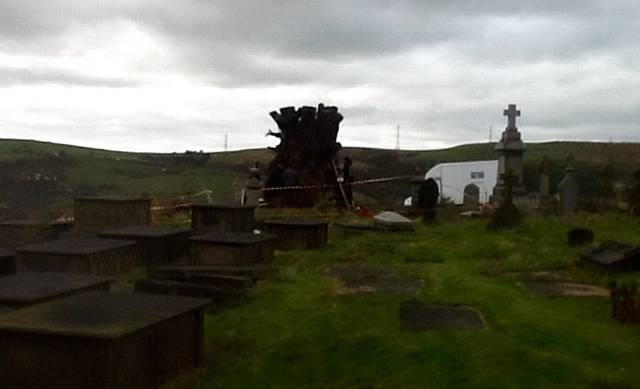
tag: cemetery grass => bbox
[172,213,640,388]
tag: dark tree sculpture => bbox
[265,104,343,207]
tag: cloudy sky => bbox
[0,1,638,152]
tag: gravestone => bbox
[148,265,272,281]
[189,232,276,267]
[190,203,256,233]
[630,169,640,218]
[16,237,138,276]
[580,241,640,271]
[243,168,263,206]
[488,169,522,229]
[98,225,191,266]
[373,211,415,231]
[74,197,152,233]
[399,301,485,331]
[326,263,424,294]
[0,249,16,277]
[0,291,210,389]
[463,184,480,210]
[519,281,608,297]
[558,166,578,212]
[412,178,439,221]
[0,272,113,308]
[262,219,329,250]
[611,284,640,325]
[568,228,594,247]
[135,279,245,303]
[493,104,526,205]
[538,157,554,213]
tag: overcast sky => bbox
[0,1,638,152]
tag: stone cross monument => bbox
[492,104,526,205]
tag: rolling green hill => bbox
[1,139,638,219]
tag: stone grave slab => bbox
[17,237,138,276]
[0,272,113,308]
[326,263,424,294]
[74,197,152,233]
[135,279,244,303]
[98,225,191,266]
[0,220,63,249]
[189,232,276,267]
[148,267,256,289]
[190,203,256,233]
[148,265,273,280]
[580,241,640,271]
[334,221,378,236]
[519,281,609,297]
[372,211,415,231]
[0,248,16,276]
[0,291,210,389]
[262,219,329,250]
[399,301,485,332]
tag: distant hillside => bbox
[1,139,639,218]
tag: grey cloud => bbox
[0,67,140,87]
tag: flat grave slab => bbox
[326,263,424,294]
[0,272,114,308]
[519,281,609,297]
[262,219,329,250]
[0,248,16,276]
[16,237,138,276]
[149,265,273,280]
[135,278,244,303]
[0,220,66,249]
[98,225,191,266]
[399,301,486,332]
[189,232,276,267]
[190,203,256,233]
[580,241,640,271]
[74,197,152,233]
[373,211,416,231]
[0,291,210,389]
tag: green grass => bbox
[161,213,640,388]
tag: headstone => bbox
[98,225,191,266]
[243,162,263,206]
[630,169,640,218]
[0,249,16,277]
[190,203,256,233]
[398,301,485,331]
[16,237,138,276]
[611,284,640,325]
[412,178,439,221]
[0,272,113,308]
[488,169,522,229]
[558,166,578,212]
[73,197,152,233]
[538,157,554,213]
[492,104,526,205]
[372,211,415,231]
[189,232,276,267]
[0,291,210,389]
[580,241,640,271]
[262,219,329,250]
[567,228,594,247]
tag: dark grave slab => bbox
[17,237,138,276]
[580,241,640,271]
[0,291,209,389]
[373,211,416,231]
[189,232,276,267]
[149,265,273,280]
[74,197,152,233]
[98,225,191,266]
[568,228,594,247]
[135,278,244,303]
[0,220,60,249]
[334,221,378,235]
[262,219,329,250]
[326,263,424,294]
[519,281,609,297]
[399,301,485,332]
[0,272,113,308]
[190,203,256,233]
[0,248,16,276]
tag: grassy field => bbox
[159,212,640,388]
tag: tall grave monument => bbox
[492,104,526,205]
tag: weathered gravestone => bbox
[135,278,245,303]
[399,301,485,332]
[0,291,210,389]
[73,197,152,233]
[538,157,554,214]
[567,228,594,247]
[412,178,439,221]
[558,166,578,212]
[243,164,263,206]
[326,263,424,294]
[373,211,416,231]
[262,219,329,250]
[16,237,138,276]
[0,272,113,308]
[630,169,640,218]
[264,104,343,207]
[611,283,640,325]
[98,225,191,266]
[0,249,16,277]
[488,169,522,229]
[190,203,256,233]
[493,104,526,205]
[189,232,276,267]
[580,241,640,271]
